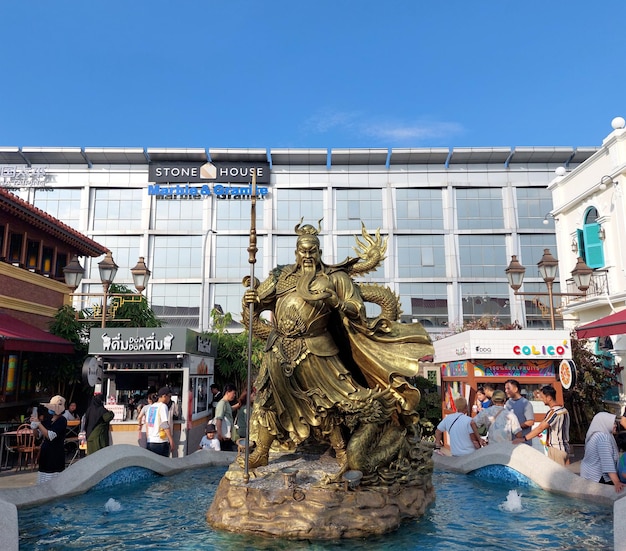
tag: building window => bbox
[396,235,445,278]
[152,236,202,278]
[520,281,563,329]
[577,207,604,269]
[516,187,554,229]
[459,234,507,278]
[55,253,68,279]
[336,189,383,231]
[461,282,511,324]
[33,188,82,231]
[395,188,444,230]
[275,189,323,231]
[456,188,504,230]
[90,236,140,281]
[26,240,40,270]
[214,235,265,280]
[215,194,268,231]
[8,233,22,264]
[151,283,200,328]
[212,283,249,321]
[42,247,54,274]
[398,282,448,328]
[93,189,142,231]
[153,199,203,231]
[519,234,558,270]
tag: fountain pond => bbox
[19,465,613,550]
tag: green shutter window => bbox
[583,223,604,268]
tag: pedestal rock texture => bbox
[207,452,435,540]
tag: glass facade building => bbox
[2,145,596,336]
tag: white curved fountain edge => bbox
[1,443,624,550]
[433,442,626,551]
[0,444,236,551]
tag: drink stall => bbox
[87,327,216,455]
[434,330,571,424]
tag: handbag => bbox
[210,417,231,439]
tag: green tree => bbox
[207,308,263,393]
[565,332,622,443]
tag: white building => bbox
[548,117,626,407]
[0,145,596,338]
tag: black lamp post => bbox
[506,249,593,329]
[64,251,151,327]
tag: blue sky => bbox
[1,1,625,150]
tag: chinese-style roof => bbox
[0,188,107,257]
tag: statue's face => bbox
[295,238,322,270]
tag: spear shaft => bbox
[243,171,257,483]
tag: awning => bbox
[0,313,74,354]
[576,309,626,339]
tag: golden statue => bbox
[241,222,433,485]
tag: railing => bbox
[563,269,610,307]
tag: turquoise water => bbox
[19,466,613,550]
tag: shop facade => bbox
[87,327,215,455]
[434,330,572,423]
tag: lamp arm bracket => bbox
[513,291,587,297]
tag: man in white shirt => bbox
[504,379,534,445]
[435,397,482,456]
[145,387,174,457]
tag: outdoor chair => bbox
[15,424,38,471]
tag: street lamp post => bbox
[505,249,593,329]
[63,251,151,328]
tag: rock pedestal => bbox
[207,452,435,540]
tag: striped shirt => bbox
[543,406,570,453]
[580,432,618,483]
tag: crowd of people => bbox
[435,380,626,493]
[20,377,626,495]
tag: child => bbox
[199,423,220,451]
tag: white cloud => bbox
[303,110,464,144]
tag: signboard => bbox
[0,165,48,188]
[434,330,572,362]
[105,404,126,423]
[149,162,270,184]
[441,359,556,378]
[558,360,576,389]
[88,327,215,357]
[147,182,269,200]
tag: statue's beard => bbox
[296,263,329,301]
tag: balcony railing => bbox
[563,269,610,307]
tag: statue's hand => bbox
[325,290,340,309]
[243,289,259,305]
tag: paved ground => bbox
[0,450,84,489]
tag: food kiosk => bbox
[87,327,216,455]
[434,330,571,425]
